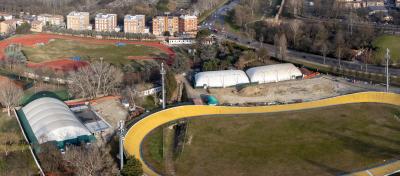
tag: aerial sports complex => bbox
[123,92,400,176]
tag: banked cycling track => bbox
[124,92,400,176]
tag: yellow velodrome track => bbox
[124,92,400,176]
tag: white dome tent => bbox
[194,70,250,88]
[20,97,92,145]
[246,63,303,84]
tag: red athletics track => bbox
[0,33,176,71]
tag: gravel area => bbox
[206,76,375,104]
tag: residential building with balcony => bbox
[152,16,179,36]
[124,15,146,33]
[95,13,117,32]
[67,11,91,31]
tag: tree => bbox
[121,156,143,176]
[64,145,116,176]
[202,59,220,71]
[37,142,69,174]
[275,33,287,61]
[196,29,211,40]
[287,0,303,16]
[335,30,345,68]
[288,19,303,47]
[171,56,190,74]
[166,70,177,101]
[68,60,123,99]
[163,31,171,37]
[0,79,23,116]
[320,42,329,64]
[15,22,31,34]
[257,47,270,63]
[235,51,257,69]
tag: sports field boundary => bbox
[124,92,400,176]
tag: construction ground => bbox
[177,75,400,105]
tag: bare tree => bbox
[288,19,303,47]
[68,60,123,99]
[64,145,116,176]
[320,43,329,65]
[257,47,270,63]
[275,33,288,61]
[364,48,372,72]
[0,79,23,116]
[287,0,302,16]
[335,30,345,69]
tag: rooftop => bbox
[68,11,89,16]
[95,13,116,19]
[124,14,145,20]
[180,15,197,19]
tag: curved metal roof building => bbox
[16,96,94,149]
[246,63,303,84]
[194,70,250,88]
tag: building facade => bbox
[179,15,198,35]
[337,0,385,8]
[0,20,17,34]
[95,13,117,32]
[30,20,43,32]
[124,15,146,33]
[152,16,179,36]
[67,11,91,31]
[37,14,64,26]
[0,13,13,20]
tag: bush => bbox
[15,22,31,34]
[121,156,143,176]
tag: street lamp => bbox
[119,120,125,170]
[386,48,390,92]
[161,63,166,109]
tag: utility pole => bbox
[119,120,125,170]
[161,62,166,109]
[386,48,390,92]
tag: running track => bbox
[0,33,176,71]
[123,92,400,176]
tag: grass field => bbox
[372,35,400,65]
[21,39,163,65]
[142,103,400,176]
[0,112,38,175]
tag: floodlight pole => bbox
[161,63,166,109]
[386,48,390,92]
[119,120,125,170]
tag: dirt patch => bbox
[207,76,366,104]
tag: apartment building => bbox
[337,0,363,8]
[67,11,91,31]
[152,16,179,36]
[0,20,17,34]
[30,20,44,32]
[124,15,146,33]
[179,15,198,35]
[95,13,117,32]
[337,0,385,8]
[364,0,385,7]
[37,14,64,26]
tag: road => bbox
[200,0,400,77]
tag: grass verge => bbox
[0,112,38,175]
[143,103,400,176]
